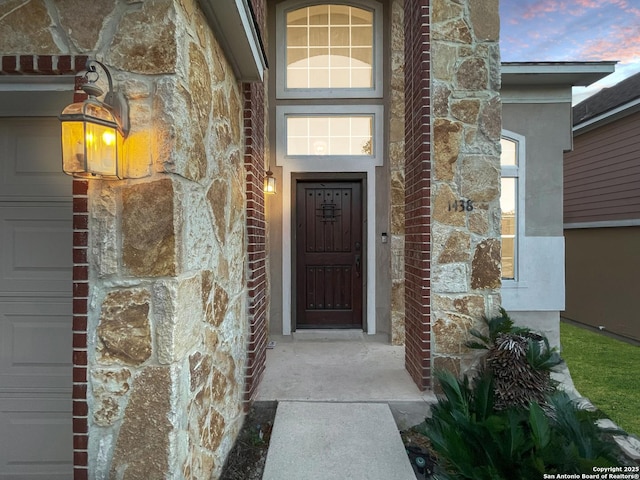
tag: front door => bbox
[295,180,363,329]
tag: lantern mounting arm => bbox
[83,60,130,137]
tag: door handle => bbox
[355,254,361,277]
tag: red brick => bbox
[73,417,88,434]
[74,467,89,480]
[19,55,35,73]
[73,248,87,264]
[73,316,87,331]
[73,197,88,213]
[73,351,87,366]
[73,434,88,450]
[73,401,88,417]
[1,55,17,73]
[73,299,88,315]
[73,180,89,195]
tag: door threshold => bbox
[292,329,364,342]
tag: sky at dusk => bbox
[500,0,640,103]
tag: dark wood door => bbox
[295,181,363,329]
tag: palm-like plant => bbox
[466,308,561,410]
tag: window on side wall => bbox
[500,133,524,281]
[276,1,383,99]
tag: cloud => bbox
[580,27,640,64]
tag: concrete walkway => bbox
[262,401,417,480]
[257,331,436,479]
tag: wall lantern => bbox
[60,60,129,179]
[264,168,276,195]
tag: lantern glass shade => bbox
[264,173,276,194]
[60,98,123,179]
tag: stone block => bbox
[90,182,118,277]
[97,288,152,366]
[480,95,502,141]
[438,230,471,263]
[55,0,116,51]
[431,43,457,82]
[431,0,463,24]
[456,57,488,90]
[432,263,468,293]
[188,42,213,135]
[433,313,473,354]
[110,367,173,479]
[155,276,204,364]
[459,155,500,203]
[433,294,486,319]
[0,0,61,53]
[107,0,177,74]
[122,178,177,277]
[91,367,132,426]
[433,185,466,227]
[469,0,499,41]
[471,238,501,289]
[451,99,480,124]
[433,119,463,181]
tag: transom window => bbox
[286,115,373,156]
[276,0,383,98]
[500,136,521,280]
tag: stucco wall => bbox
[502,100,572,236]
[0,0,250,478]
[501,97,570,333]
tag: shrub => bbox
[424,369,618,480]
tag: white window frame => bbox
[275,0,384,99]
[500,130,525,284]
[277,104,384,166]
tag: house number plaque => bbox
[448,199,474,212]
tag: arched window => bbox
[276,0,383,99]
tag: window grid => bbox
[286,5,373,89]
[286,115,374,156]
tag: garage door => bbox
[0,98,73,479]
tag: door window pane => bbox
[286,115,374,156]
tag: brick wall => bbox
[243,81,268,406]
[243,0,268,407]
[403,0,432,390]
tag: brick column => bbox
[72,179,89,480]
[403,0,432,390]
[242,80,268,406]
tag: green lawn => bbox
[560,321,640,436]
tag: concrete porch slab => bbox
[257,333,436,405]
[262,401,417,480]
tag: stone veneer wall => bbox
[403,0,502,390]
[429,0,502,378]
[389,0,406,346]
[0,1,257,478]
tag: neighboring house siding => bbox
[564,111,640,224]
[564,227,640,342]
